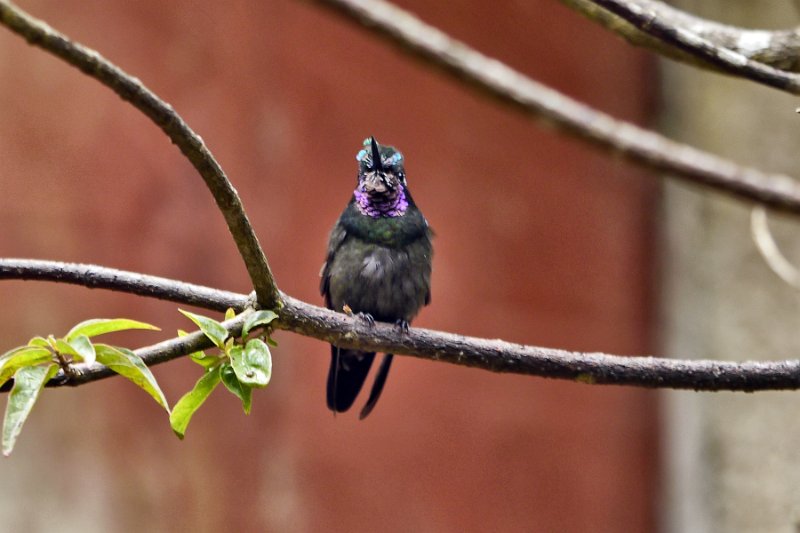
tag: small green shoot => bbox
[171,308,276,438]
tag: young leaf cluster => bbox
[169,309,277,439]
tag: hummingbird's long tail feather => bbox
[359,353,394,420]
[326,346,376,412]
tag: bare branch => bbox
[278,295,800,391]
[562,0,800,73]
[0,1,281,309]
[310,0,800,216]
[4,258,800,392]
[0,258,246,312]
[586,0,800,94]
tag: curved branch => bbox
[562,0,800,73]
[586,0,800,94]
[311,0,800,216]
[750,207,800,289]
[0,1,281,309]
[3,258,800,392]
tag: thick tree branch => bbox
[562,0,800,73]
[586,0,800,94]
[3,258,800,392]
[311,0,800,216]
[0,1,281,310]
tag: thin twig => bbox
[4,258,800,392]
[0,1,281,310]
[50,314,250,387]
[562,0,800,73]
[750,207,800,289]
[586,0,800,94]
[310,0,800,215]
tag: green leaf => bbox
[95,344,168,411]
[220,363,253,414]
[242,310,278,338]
[65,318,160,341]
[229,339,272,388]
[224,308,236,321]
[27,337,49,348]
[176,330,214,367]
[170,369,221,439]
[1,345,43,362]
[53,339,79,358]
[190,352,220,369]
[2,364,58,456]
[0,347,53,387]
[68,335,96,365]
[179,309,227,349]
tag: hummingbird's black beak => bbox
[369,137,383,172]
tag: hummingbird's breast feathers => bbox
[340,202,429,248]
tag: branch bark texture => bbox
[562,0,800,73]
[586,0,800,94]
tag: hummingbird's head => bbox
[354,137,409,218]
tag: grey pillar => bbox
[662,3,800,532]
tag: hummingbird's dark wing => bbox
[320,220,347,306]
[320,220,378,413]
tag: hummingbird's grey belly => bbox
[327,238,431,323]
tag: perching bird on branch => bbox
[320,137,433,419]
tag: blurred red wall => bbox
[0,1,658,531]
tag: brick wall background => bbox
[0,2,658,531]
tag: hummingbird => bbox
[320,137,433,419]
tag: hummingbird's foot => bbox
[395,319,410,333]
[357,312,376,327]
[341,304,374,326]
